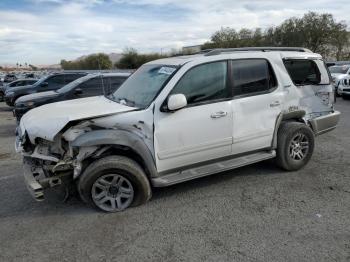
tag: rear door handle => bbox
[211,111,227,118]
[270,101,280,107]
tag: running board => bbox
[152,150,276,187]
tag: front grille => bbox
[343,88,350,92]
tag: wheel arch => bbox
[71,129,158,179]
[271,110,307,149]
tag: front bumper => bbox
[338,87,350,96]
[23,159,45,201]
[22,157,71,202]
[309,111,341,135]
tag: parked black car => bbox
[4,72,87,106]
[14,73,130,120]
[4,74,17,83]
[0,79,38,101]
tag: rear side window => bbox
[231,59,277,97]
[64,74,85,84]
[104,76,127,94]
[47,75,65,85]
[283,59,326,86]
[75,78,103,98]
[171,61,229,105]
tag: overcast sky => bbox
[0,0,349,65]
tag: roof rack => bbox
[203,47,312,56]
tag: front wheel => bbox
[77,155,152,212]
[276,122,315,171]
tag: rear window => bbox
[284,59,330,86]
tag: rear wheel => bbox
[276,122,315,171]
[0,91,4,102]
[77,155,152,212]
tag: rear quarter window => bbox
[284,59,330,86]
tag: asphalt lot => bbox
[0,100,349,262]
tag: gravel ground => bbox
[0,100,349,262]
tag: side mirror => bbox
[167,94,187,111]
[74,88,83,95]
[40,82,48,87]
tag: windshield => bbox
[109,64,178,108]
[329,65,350,74]
[56,74,92,93]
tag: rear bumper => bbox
[309,111,341,135]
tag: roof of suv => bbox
[148,47,322,66]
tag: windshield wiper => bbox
[115,97,136,107]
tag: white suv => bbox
[16,47,340,212]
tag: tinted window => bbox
[284,60,321,85]
[80,78,101,90]
[64,74,85,84]
[104,76,127,94]
[171,61,228,105]
[9,81,20,87]
[47,75,65,85]
[76,78,103,97]
[231,59,276,97]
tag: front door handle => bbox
[270,101,280,107]
[211,111,227,118]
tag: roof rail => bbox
[203,47,312,56]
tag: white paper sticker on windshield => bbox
[158,67,176,75]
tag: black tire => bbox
[0,91,4,102]
[276,122,315,171]
[77,155,152,212]
[343,94,350,100]
[335,86,341,97]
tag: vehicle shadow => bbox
[0,123,16,137]
[151,159,283,201]
[0,160,283,219]
[0,175,93,219]
[0,104,13,112]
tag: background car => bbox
[4,72,87,106]
[0,78,38,101]
[337,77,350,99]
[329,65,350,95]
[4,73,17,83]
[14,72,130,120]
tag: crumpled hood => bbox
[16,91,58,104]
[20,96,137,143]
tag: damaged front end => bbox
[16,104,155,202]
[16,121,107,201]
